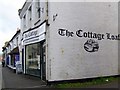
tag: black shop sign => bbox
[58,29,120,41]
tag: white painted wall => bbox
[47,2,119,81]
[20,1,47,32]
[7,44,11,54]
[10,33,20,51]
[19,0,47,74]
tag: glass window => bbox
[16,37,18,46]
[28,6,32,27]
[28,6,32,21]
[25,43,40,76]
[37,1,41,18]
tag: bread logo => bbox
[84,39,99,52]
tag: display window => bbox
[11,54,15,67]
[25,43,41,76]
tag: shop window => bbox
[28,6,32,27]
[25,43,40,76]
[16,37,18,46]
[37,1,41,19]
[23,15,26,29]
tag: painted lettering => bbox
[76,30,82,37]
[58,29,65,36]
[58,28,120,41]
[76,30,104,40]
[106,33,120,40]
[24,30,38,39]
[66,30,74,37]
[58,29,74,37]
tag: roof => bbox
[18,0,32,19]
[9,29,21,42]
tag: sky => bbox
[0,0,25,54]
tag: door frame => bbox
[40,40,46,80]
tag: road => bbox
[1,63,120,89]
[0,62,2,90]
[2,66,47,89]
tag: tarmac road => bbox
[0,62,2,90]
[1,65,120,90]
[2,67,47,89]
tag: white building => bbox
[19,0,47,79]
[19,0,119,82]
[5,29,21,71]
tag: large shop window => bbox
[26,43,41,76]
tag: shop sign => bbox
[23,23,46,45]
[58,28,119,52]
[58,29,120,40]
[24,30,38,40]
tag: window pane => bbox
[26,43,40,76]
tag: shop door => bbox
[41,41,46,80]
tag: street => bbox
[1,65,120,90]
[2,67,47,89]
[0,62,2,90]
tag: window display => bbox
[25,43,40,76]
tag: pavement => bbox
[0,63,2,90]
[2,66,49,90]
[1,66,120,90]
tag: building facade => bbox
[3,29,21,70]
[18,0,119,82]
[2,0,119,82]
[19,0,47,80]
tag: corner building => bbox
[19,0,119,82]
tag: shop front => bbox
[23,22,46,79]
[7,47,20,72]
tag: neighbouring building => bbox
[18,0,47,80]
[2,42,9,66]
[3,29,21,71]
[0,54,3,62]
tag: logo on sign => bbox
[84,39,99,52]
[24,30,38,39]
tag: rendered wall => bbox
[47,2,119,81]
